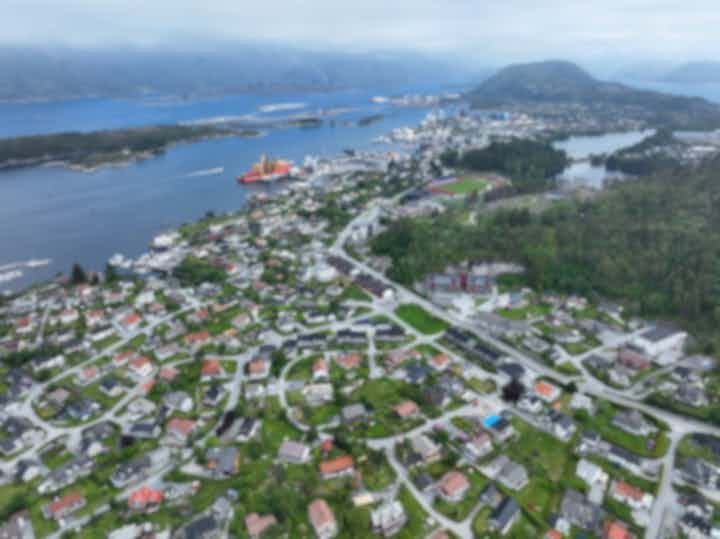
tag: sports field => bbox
[440,175,490,194]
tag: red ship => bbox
[237,154,293,184]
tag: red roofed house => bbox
[431,354,450,371]
[201,359,224,380]
[545,530,562,539]
[189,308,210,324]
[185,331,211,349]
[122,312,142,330]
[166,418,198,445]
[438,471,470,503]
[245,513,278,539]
[535,380,561,403]
[313,358,329,380]
[336,354,361,370]
[603,520,635,539]
[129,356,153,378]
[76,366,100,386]
[128,485,163,512]
[394,400,421,419]
[44,491,85,520]
[113,350,135,367]
[308,499,338,539]
[610,481,653,510]
[248,358,270,380]
[319,455,354,480]
[158,366,179,381]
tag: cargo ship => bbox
[237,154,294,184]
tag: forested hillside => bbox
[372,157,720,349]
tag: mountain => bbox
[0,43,470,102]
[663,61,720,84]
[468,60,720,129]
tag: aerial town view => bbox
[2,2,720,539]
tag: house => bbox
[633,326,687,357]
[394,400,421,420]
[676,385,708,407]
[278,440,310,464]
[336,353,362,370]
[424,385,450,408]
[177,515,220,539]
[341,404,368,425]
[206,446,240,476]
[44,491,85,520]
[518,394,543,414]
[312,358,329,380]
[31,354,65,373]
[430,354,451,371]
[617,347,651,371]
[247,358,270,380]
[0,510,35,539]
[603,520,635,539]
[308,499,338,539]
[547,410,576,441]
[121,312,142,331]
[37,455,95,494]
[464,432,493,460]
[201,359,224,380]
[184,330,211,349]
[611,409,657,437]
[405,363,431,385]
[576,459,609,504]
[370,501,407,537]
[128,485,163,512]
[606,446,643,475]
[245,513,277,539]
[163,391,194,414]
[560,489,604,531]
[203,384,226,407]
[319,455,354,479]
[480,483,504,509]
[128,356,153,378]
[569,393,595,413]
[111,455,154,488]
[437,471,470,503]
[76,366,101,386]
[483,456,528,490]
[411,435,441,465]
[489,497,520,535]
[610,481,653,511]
[303,384,333,406]
[159,366,179,382]
[534,380,561,403]
[165,418,198,445]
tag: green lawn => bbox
[394,304,449,335]
[442,176,490,195]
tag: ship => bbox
[237,154,294,184]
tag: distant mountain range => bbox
[468,60,720,129]
[0,43,470,102]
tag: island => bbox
[0,124,259,172]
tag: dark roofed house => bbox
[488,497,520,535]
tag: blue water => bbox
[1,78,718,293]
[482,415,501,428]
[0,87,443,292]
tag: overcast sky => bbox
[4,0,718,65]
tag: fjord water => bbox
[0,87,437,292]
[1,80,718,293]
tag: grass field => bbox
[395,304,449,335]
[442,176,490,195]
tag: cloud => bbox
[2,0,718,63]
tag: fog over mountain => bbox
[0,43,474,101]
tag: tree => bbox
[105,263,118,284]
[71,263,87,284]
[501,379,525,403]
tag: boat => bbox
[237,154,294,184]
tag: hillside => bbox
[468,60,720,129]
[372,156,720,351]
